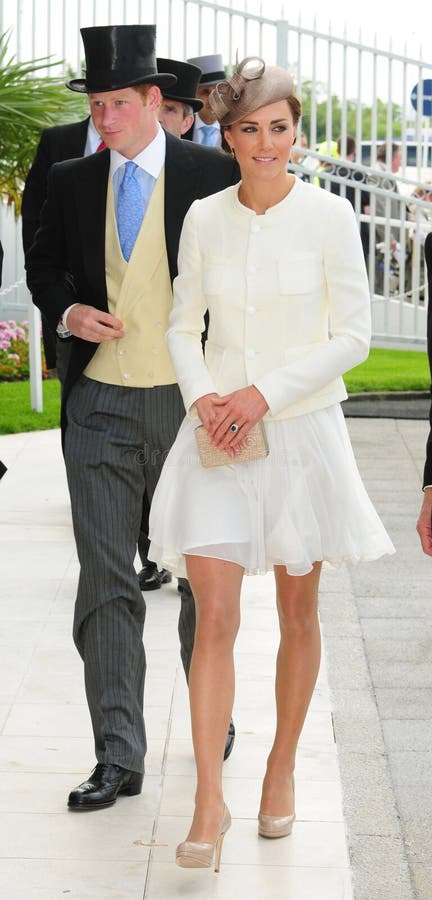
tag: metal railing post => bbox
[276,19,288,69]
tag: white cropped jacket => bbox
[167,179,371,420]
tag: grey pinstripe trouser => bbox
[64,375,196,773]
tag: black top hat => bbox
[67,25,177,93]
[157,58,203,112]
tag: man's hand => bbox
[416,487,432,555]
[67,304,124,343]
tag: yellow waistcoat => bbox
[84,168,176,388]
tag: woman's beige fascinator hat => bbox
[209,57,294,126]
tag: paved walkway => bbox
[0,417,430,899]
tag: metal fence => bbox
[0,0,431,344]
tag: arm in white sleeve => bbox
[167,202,218,414]
[253,198,371,416]
[56,302,80,337]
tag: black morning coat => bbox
[25,129,239,441]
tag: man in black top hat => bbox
[157,57,203,140]
[26,24,239,812]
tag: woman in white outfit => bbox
[149,58,394,871]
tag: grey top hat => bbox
[67,25,177,93]
[210,57,294,126]
[187,53,225,85]
[157,58,203,111]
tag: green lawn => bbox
[344,348,430,393]
[0,378,61,434]
[0,348,430,435]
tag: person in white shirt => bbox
[184,53,226,147]
[148,56,395,871]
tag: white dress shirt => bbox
[192,113,221,147]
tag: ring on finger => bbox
[230,423,239,434]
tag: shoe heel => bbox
[121,773,143,796]
[214,831,226,873]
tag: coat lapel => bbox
[74,150,110,306]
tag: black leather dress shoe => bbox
[67,763,143,811]
[224,719,236,761]
[138,564,173,591]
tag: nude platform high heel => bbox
[176,804,231,872]
[258,776,295,839]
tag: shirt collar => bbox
[195,113,220,132]
[110,124,166,179]
[84,116,103,156]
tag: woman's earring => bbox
[230,147,236,158]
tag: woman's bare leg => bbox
[259,562,322,817]
[184,555,244,842]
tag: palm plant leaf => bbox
[0,31,87,212]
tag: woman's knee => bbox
[275,565,321,634]
[195,596,240,645]
[276,585,319,635]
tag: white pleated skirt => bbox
[148,404,395,578]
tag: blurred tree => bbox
[300,80,403,144]
[0,32,87,213]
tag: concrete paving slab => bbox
[349,835,414,900]
[382,720,432,751]
[375,688,432,720]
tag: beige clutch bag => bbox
[195,421,269,468]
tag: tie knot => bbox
[123,160,138,180]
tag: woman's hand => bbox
[207,385,269,454]
[194,393,221,431]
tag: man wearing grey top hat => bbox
[26,24,239,812]
[184,53,226,146]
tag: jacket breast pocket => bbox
[278,254,323,296]
[202,256,227,295]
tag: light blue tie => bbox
[201,125,217,146]
[117,161,145,262]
